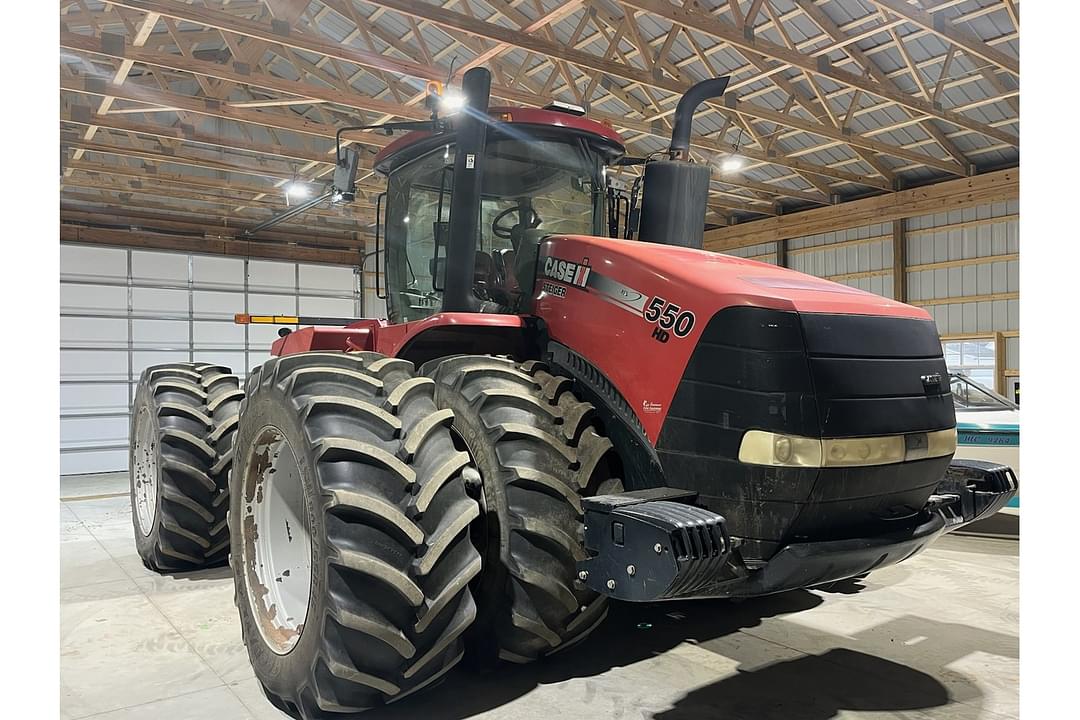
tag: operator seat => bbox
[512,228,549,304]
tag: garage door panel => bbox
[248,292,296,315]
[61,284,127,313]
[62,416,129,447]
[299,296,356,318]
[131,319,189,348]
[299,264,355,294]
[61,317,128,347]
[61,245,127,278]
[132,287,188,313]
[193,290,243,318]
[62,349,128,381]
[132,250,189,284]
[61,245,361,474]
[249,260,295,292]
[193,256,244,288]
[61,383,130,412]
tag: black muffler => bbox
[637,77,730,249]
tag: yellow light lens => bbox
[925,427,958,459]
[739,427,957,468]
[822,435,905,467]
[738,430,822,467]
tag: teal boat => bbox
[950,373,1020,512]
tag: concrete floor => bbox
[61,473,1018,720]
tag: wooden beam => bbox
[704,168,1018,251]
[357,0,1009,168]
[61,206,366,249]
[865,0,1019,76]
[91,0,888,190]
[60,30,429,124]
[61,223,363,265]
[615,0,1015,146]
[62,75,391,149]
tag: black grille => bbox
[656,307,956,561]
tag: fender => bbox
[271,312,529,368]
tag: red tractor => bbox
[128,68,1016,718]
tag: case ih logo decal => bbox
[543,256,591,287]
[538,254,695,342]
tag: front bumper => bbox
[577,459,1017,601]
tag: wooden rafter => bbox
[59,0,1018,258]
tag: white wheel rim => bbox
[132,407,159,537]
[240,425,313,655]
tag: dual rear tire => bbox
[130,362,241,572]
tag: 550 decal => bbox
[643,296,695,343]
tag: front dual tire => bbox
[230,352,481,717]
[228,352,621,718]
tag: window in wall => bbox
[942,338,996,389]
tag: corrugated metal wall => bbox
[721,198,1020,385]
[907,200,1020,372]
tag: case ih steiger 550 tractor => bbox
[127,69,1016,718]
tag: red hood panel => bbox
[563,234,927,320]
[534,235,933,442]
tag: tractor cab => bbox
[372,107,624,324]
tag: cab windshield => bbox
[382,130,605,324]
[950,373,1017,411]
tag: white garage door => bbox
[60,244,364,475]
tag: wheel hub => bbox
[240,426,314,655]
[132,407,158,537]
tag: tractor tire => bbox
[130,362,242,572]
[426,356,623,663]
[230,352,482,718]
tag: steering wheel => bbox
[492,204,541,239]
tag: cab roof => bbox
[372,106,625,174]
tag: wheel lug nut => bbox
[626,565,636,576]
[606,579,616,590]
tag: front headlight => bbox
[738,428,956,468]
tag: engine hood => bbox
[565,234,927,320]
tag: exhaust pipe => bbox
[441,67,491,312]
[637,76,730,250]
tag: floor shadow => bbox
[157,564,233,582]
[658,613,1016,720]
[357,590,1015,720]
[362,591,827,720]
[654,648,949,720]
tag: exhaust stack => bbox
[441,67,491,312]
[637,77,730,250]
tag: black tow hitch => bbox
[932,458,1019,529]
[577,488,733,602]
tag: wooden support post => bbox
[776,239,788,268]
[892,218,907,303]
[994,330,1006,395]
